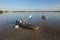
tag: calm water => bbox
[0,12,60,40]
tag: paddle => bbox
[25,15,32,24]
[28,15,32,19]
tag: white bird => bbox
[15,25,19,29]
[28,15,32,19]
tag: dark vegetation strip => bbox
[0,10,3,13]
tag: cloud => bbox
[51,5,60,11]
[43,5,60,11]
[0,4,60,11]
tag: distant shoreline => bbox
[0,10,60,13]
[12,11,60,12]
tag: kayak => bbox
[19,24,40,30]
[15,20,40,30]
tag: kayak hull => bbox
[16,20,40,30]
[19,24,40,30]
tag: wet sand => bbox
[0,12,60,40]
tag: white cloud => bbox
[0,5,60,11]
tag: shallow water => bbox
[0,12,60,40]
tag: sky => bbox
[0,0,60,11]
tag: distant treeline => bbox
[0,10,3,13]
[0,10,60,13]
[12,11,60,12]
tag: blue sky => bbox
[0,0,60,10]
